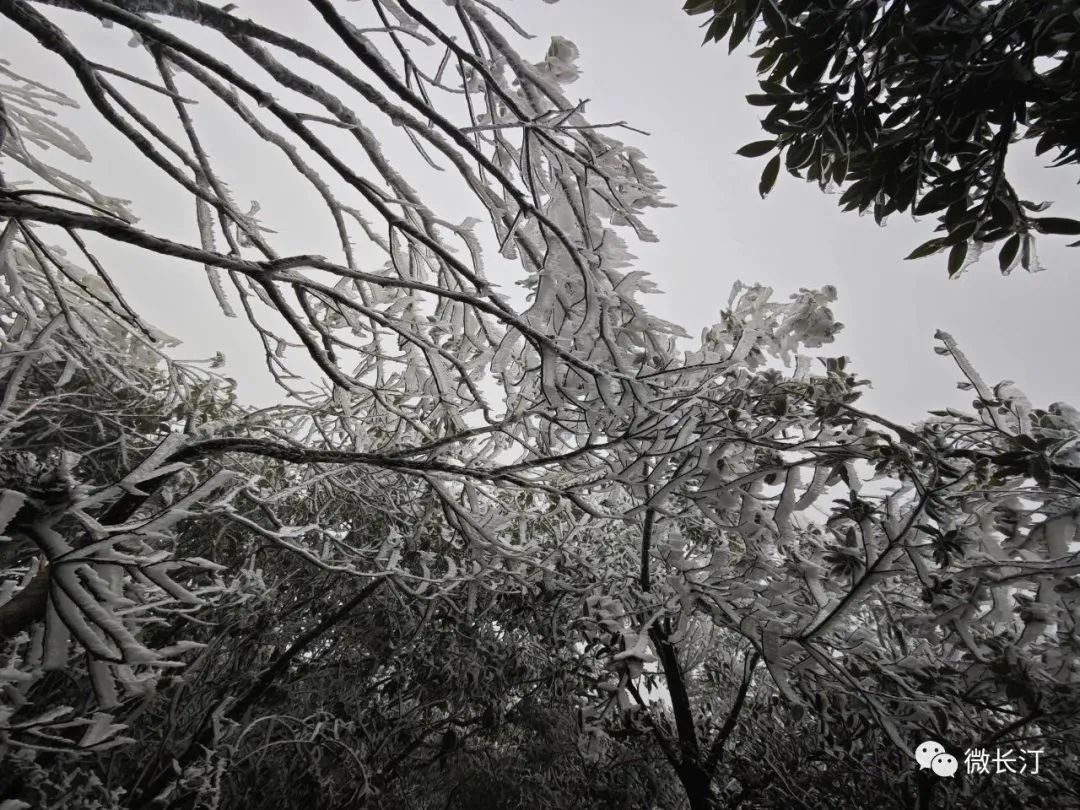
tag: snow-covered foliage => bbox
[1,2,1078,808]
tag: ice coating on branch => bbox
[535,36,580,84]
[694,282,843,369]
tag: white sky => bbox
[5,0,1079,426]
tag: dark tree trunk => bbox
[677,762,716,810]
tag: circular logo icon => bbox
[915,740,945,770]
[931,752,958,778]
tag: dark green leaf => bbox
[760,0,789,34]
[977,227,1009,243]
[831,155,848,185]
[882,106,913,129]
[1033,217,1080,235]
[914,184,963,216]
[998,234,1020,272]
[785,138,816,169]
[947,241,968,276]
[944,200,972,231]
[837,464,851,488]
[757,47,782,72]
[759,153,781,198]
[904,237,947,261]
[989,198,1014,229]
[687,0,1079,282]
[684,0,717,13]
[827,52,847,81]
[947,219,979,244]
[895,173,918,210]
[729,12,753,52]
[736,140,777,157]
[704,13,733,43]
[746,93,789,106]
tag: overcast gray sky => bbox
[5,0,1078,425]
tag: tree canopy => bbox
[1,2,1079,809]
[686,0,1080,276]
